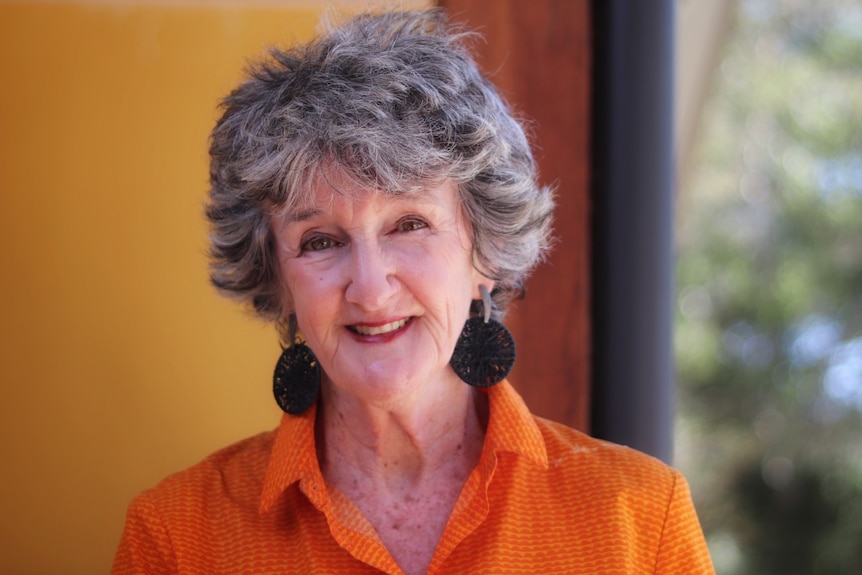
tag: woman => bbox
[113,9,714,575]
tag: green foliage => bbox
[675,0,862,573]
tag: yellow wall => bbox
[0,1,427,573]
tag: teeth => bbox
[353,318,409,336]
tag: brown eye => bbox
[398,218,427,232]
[302,235,337,252]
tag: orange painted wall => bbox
[0,1,426,573]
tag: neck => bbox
[316,375,487,492]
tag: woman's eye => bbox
[398,218,428,232]
[302,235,337,252]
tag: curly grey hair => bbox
[207,9,554,323]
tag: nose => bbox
[344,239,398,311]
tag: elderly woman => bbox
[113,9,714,575]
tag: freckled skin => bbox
[271,177,487,406]
[271,176,493,575]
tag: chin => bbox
[333,361,452,404]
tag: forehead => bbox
[287,175,460,223]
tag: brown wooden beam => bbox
[439,0,592,431]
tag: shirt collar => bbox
[483,380,549,469]
[260,402,321,513]
[259,379,548,512]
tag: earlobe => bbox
[472,280,495,301]
[280,287,295,318]
[469,258,495,301]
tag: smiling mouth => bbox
[349,318,410,336]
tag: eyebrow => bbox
[285,191,444,224]
[286,208,324,223]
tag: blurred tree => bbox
[675,0,862,573]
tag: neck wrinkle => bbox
[316,380,487,493]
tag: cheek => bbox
[399,247,476,312]
[285,267,342,330]
[285,259,334,299]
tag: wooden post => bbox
[439,0,592,431]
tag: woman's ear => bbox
[279,284,295,318]
[472,280,496,301]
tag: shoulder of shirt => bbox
[134,428,278,512]
[531,415,680,490]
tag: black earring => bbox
[450,285,516,387]
[273,315,321,415]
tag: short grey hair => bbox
[207,9,554,322]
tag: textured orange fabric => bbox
[113,382,714,574]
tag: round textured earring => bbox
[272,314,321,415]
[450,285,516,387]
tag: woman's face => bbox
[271,176,488,405]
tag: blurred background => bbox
[674,0,862,573]
[0,0,859,573]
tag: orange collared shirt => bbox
[113,381,715,574]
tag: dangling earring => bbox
[272,314,320,415]
[450,285,516,387]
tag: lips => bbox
[349,318,410,336]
